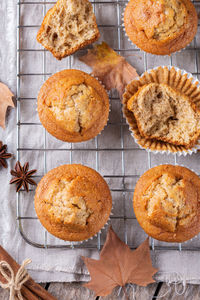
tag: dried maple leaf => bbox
[0,82,14,129]
[79,42,139,98]
[82,226,158,297]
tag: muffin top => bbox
[46,82,103,134]
[124,0,198,55]
[143,173,197,233]
[127,83,200,148]
[130,0,187,41]
[45,177,94,230]
[35,164,112,241]
[38,69,109,142]
[134,165,200,242]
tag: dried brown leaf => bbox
[82,226,158,297]
[0,83,14,129]
[79,42,139,98]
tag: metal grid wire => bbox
[16,0,200,251]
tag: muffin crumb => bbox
[127,83,200,148]
[37,0,100,59]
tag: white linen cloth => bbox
[1,0,200,284]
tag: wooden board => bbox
[1,282,199,300]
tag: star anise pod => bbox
[10,161,37,192]
[0,141,12,168]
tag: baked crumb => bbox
[37,0,99,59]
[127,83,200,147]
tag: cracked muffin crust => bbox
[35,164,112,241]
[38,69,109,142]
[127,83,200,148]
[37,0,100,60]
[124,0,198,55]
[133,165,200,242]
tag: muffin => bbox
[127,83,200,148]
[133,165,200,242]
[124,0,198,55]
[37,0,100,60]
[35,164,112,241]
[123,66,200,153]
[38,69,109,143]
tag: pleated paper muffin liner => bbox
[123,66,200,156]
[136,164,200,244]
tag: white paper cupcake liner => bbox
[123,65,200,156]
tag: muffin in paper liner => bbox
[123,66,200,156]
[34,164,113,242]
[122,0,198,56]
[133,164,200,243]
[37,69,110,143]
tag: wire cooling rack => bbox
[16,0,200,251]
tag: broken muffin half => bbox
[126,82,200,149]
[37,0,100,60]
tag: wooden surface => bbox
[0,282,199,299]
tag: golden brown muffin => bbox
[35,164,112,241]
[133,165,200,242]
[123,66,200,153]
[37,0,100,60]
[38,69,109,143]
[124,0,198,55]
[127,83,200,148]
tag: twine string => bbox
[0,259,32,300]
[123,272,186,299]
